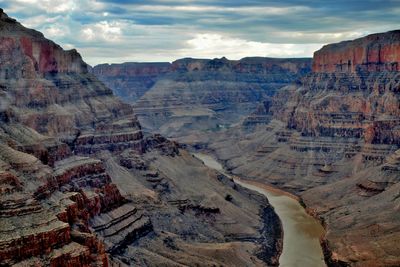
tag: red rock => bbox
[313,30,400,73]
[0,171,22,194]
[0,219,71,264]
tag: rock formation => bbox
[92,57,311,138]
[92,63,171,102]
[313,30,400,73]
[0,9,283,266]
[198,30,400,266]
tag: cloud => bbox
[1,0,399,65]
[80,21,123,42]
[12,0,77,13]
[181,33,320,59]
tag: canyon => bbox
[94,30,400,266]
[193,153,326,267]
[185,31,400,266]
[0,10,283,266]
[0,5,399,267]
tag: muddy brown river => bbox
[193,153,326,267]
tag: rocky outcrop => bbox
[73,118,145,155]
[90,204,152,254]
[242,98,273,128]
[0,9,86,77]
[313,30,400,73]
[0,9,140,139]
[199,30,400,266]
[0,144,109,266]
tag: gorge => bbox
[0,10,282,266]
[0,5,399,267]
[193,153,326,267]
[94,30,400,266]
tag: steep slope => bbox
[93,57,311,138]
[92,62,171,103]
[0,9,282,266]
[198,30,400,266]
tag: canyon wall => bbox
[201,30,400,267]
[92,62,171,102]
[313,30,400,73]
[93,57,312,138]
[92,28,400,266]
[0,10,283,266]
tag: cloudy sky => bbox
[1,0,399,65]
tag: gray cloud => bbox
[1,0,399,65]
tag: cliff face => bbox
[0,10,283,266]
[280,32,400,146]
[313,30,400,73]
[92,57,311,103]
[0,9,141,266]
[0,8,140,142]
[92,62,171,102]
[199,30,400,267]
[171,57,311,74]
[273,71,400,146]
[93,57,311,138]
[0,10,87,77]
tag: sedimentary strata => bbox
[198,31,400,266]
[0,10,282,266]
[93,57,311,138]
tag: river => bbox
[193,153,326,267]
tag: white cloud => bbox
[14,0,77,13]
[180,33,320,59]
[125,4,311,16]
[80,21,123,43]
[9,0,106,15]
[17,14,61,29]
[42,24,70,38]
[77,32,321,65]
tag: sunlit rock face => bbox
[0,10,86,77]
[93,57,312,138]
[0,10,283,266]
[200,30,400,267]
[313,30,400,73]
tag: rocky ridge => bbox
[0,10,282,267]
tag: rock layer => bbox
[91,62,171,102]
[0,10,283,267]
[93,57,311,138]
[313,30,400,73]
